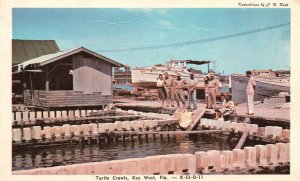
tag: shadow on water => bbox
[12,134,265,171]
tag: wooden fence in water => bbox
[13,142,290,175]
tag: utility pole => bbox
[207,62,210,73]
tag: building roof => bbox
[13,39,60,65]
[13,47,123,73]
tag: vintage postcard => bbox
[0,0,299,180]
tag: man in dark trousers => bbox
[187,72,198,110]
[163,72,174,107]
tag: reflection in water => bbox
[13,134,240,171]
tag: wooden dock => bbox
[12,123,289,150]
[12,114,142,128]
[115,100,290,128]
[11,107,290,152]
[229,114,290,129]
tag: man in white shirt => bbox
[157,74,166,107]
[187,72,198,110]
[246,71,256,115]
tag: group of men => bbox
[157,71,220,110]
[157,70,256,116]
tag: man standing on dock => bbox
[187,72,198,110]
[174,73,187,108]
[205,72,219,109]
[246,70,256,115]
[164,72,175,107]
[157,74,166,107]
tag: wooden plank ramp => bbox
[234,130,249,149]
[168,108,207,131]
[186,108,206,131]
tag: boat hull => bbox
[131,81,157,89]
[131,67,209,89]
[231,75,290,104]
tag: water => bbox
[13,134,240,171]
[113,84,133,91]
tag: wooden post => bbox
[45,66,49,91]
[104,136,108,143]
[122,134,125,142]
[130,134,133,142]
[29,73,34,106]
[22,70,27,89]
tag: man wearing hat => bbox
[205,72,219,109]
[187,71,198,110]
[174,72,187,108]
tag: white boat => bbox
[230,73,290,104]
[131,60,216,89]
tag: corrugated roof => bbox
[13,39,60,65]
[13,47,123,72]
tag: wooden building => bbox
[12,46,123,109]
[12,40,61,103]
[251,69,274,77]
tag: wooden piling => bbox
[145,134,148,142]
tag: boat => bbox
[230,70,290,104]
[131,60,217,89]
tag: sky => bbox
[13,8,290,74]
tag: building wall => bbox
[72,54,112,95]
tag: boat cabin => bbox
[166,60,211,72]
[167,60,187,68]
